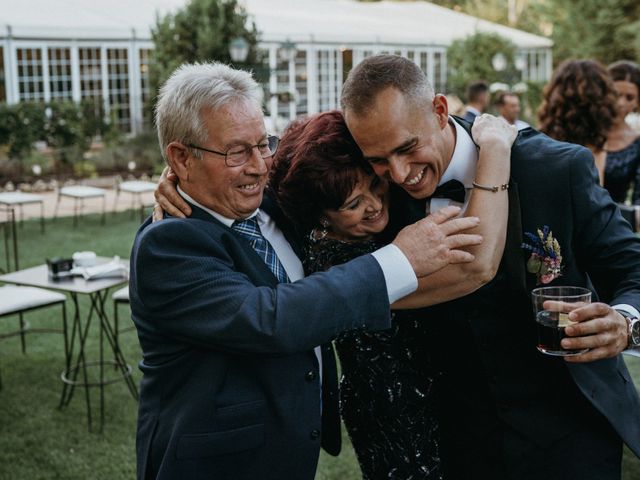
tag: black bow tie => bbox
[430,179,466,203]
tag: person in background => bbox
[495,91,530,130]
[537,59,618,185]
[604,60,640,205]
[463,80,489,123]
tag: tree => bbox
[149,0,262,116]
[0,102,47,159]
[446,32,519,99]
[548,0,640,64]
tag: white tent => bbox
[0,0,552,132]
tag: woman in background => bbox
[604,60,640,204]
[537,59,618,185]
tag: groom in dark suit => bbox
[341,54,640,480]
[129,61,483,480]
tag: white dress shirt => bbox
[427,118,478,215]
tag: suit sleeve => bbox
[569,147,640,308]
[130,219,392,356]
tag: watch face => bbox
[632,320,640,346]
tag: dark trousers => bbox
[440,405,622,480]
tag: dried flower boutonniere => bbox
[521,225,562,284]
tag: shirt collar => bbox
[177,185,259,227]
[466,106,481,117]
[439,117,478,188]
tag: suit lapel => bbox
[182,200,281,287]
[503,181,527,293]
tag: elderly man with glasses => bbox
[129,62,483,480]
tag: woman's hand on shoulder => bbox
[152,166,192,222]
[472,114,518,153]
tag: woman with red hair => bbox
[269,110,515,479]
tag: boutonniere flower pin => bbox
[521,226,562,284]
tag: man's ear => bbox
[432,94,449,130]
[166,142,191,182]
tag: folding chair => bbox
[53,185,107,227]
[0,207,68,388]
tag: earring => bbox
[311,219,329,240]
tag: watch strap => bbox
[617,309,640,349]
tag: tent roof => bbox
[0,0,552,49]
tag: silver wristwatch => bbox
[629,318,640,349]
[618,310,640,349]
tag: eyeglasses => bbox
[187,135,280,167]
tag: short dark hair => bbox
[269,110,372,234]
[608,60,640,93]
[340,54,433,116]
[537,59,617,149]
[495,91,518,106]
[466,80,489,103]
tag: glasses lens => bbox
[224,136,280,166]
[267,136,279,156]
[226,148,248,167]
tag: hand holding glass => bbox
[531,286,592,356]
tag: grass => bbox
[0,213,639,479]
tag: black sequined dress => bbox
[604,137,640,203]
[303,235,443,480]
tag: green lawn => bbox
[0,213,639,479]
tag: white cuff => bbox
[613,304,640,319]
[371,244,418,304]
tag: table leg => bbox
[7,208,18,271]
[53,191,62,221]
[39,201,45,234]
[93,290,138,400]
[60,289,138,433]
[60,291,96,431]
[99,291,105,431]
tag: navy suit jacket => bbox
[130,197,392,480]
[384,117,640,471]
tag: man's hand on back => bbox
[393,206,482,278]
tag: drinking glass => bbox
[531,286,591,356]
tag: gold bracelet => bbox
[472,181,509,192]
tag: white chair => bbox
[113,180,156,216]
[0,191,45,233]
[54,185,107,227]
[0,285,68,390]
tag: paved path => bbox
[4,187,156,222]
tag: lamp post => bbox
[229,37,250,63]
[278,40,297,63]
[491,52,507,72]
[267,40,298,129]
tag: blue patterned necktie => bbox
[232,216,290,283]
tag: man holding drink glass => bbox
[339,55,640,480]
